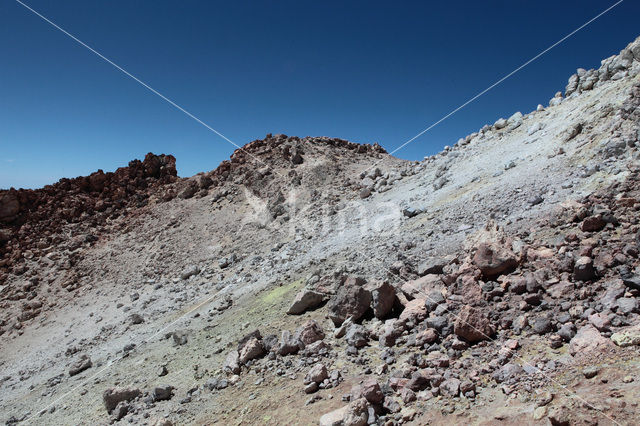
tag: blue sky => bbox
[1,0,638,189]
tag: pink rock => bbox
[398,299,427,323]
[569,325,613,356]
[454,305,495,343]
[305,363,328,384]
[415,328,438,346]
[401,275,443,299]
[238,337,264,364]
[295,320,325,345]
[472,242,517,278]
[588,313,611,331]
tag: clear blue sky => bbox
[1,0,638,189]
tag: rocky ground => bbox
[1,36,640,426]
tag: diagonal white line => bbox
[385,0,623,158]
[15,0,287,178]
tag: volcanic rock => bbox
[328,277,371,326]
[103,387,142,413]
[454,305,495,343]
[472,242,517,278]
[287,289,325,315]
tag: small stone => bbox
[305,364,328,384]
[536,391,554,407]
[569,325,612,356]
[152,385,174,401]
[295,320,325,345]
[68,355,92,376]
[532,317,553,335]
[472,243,517,278]
[359,188,371,199]
[400,387,416,403]
[582,367,599,379]
[356,379,384,404]
[328,277,371,326]
[369,280,396,319]
[345,324,369,348]
[223,351,241,374]
[171,331,188,346]
[494,118,508,129]
[574,256,596,282]
[305,382,319,394]
[617,297,638,314]
[439,378,461,397]
[180,265,201,280]
[492,363,523,383]
[238,337,265,364]
[402,207,420,218]
[278,330,302,355]
[611,325,640,347]
[129,313,144,325]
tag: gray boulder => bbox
[369,281,396,319]
[328,277,371,326]
[103,387,141,413]
[287,289,325,315]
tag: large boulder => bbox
[352,378,384,404]
[304,363,328,384]
[343,398,370,426]
[328,277,372,326]
[416,257,447,275]
[569,325,613,356]
[454,305,495,343]
[287,289,326,315]
[295,320,325,345]
[238,337,265,364]
[103,387,141,413]
[398,298,428,324]
[611,324,640,347]
[401,274,443,299]
[472,242,517,278]
[223,350,241,374]
[369,280,396,319]
[277,330,302,355]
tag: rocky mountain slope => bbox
[1,36,640,426]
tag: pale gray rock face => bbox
[527,122,543,135]
[494,118,508,129]
[565,73,579,96]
